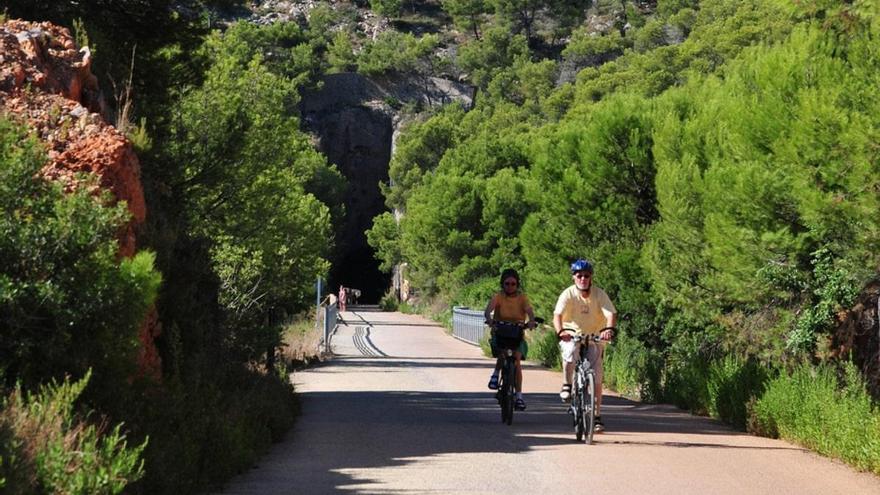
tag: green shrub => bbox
[0,372,146,495]
[604,333,664,402]
[525,327,559,369]
[135,365,297,494]
[379,290,399,311]
[752,361,880,474]
[357,31,439,76]
[659,353,769,428]
[705,356,769,429]
[0,115,160,390]
[479,330,492,358]
[662,356,711,415]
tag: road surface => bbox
[216,308,880,494]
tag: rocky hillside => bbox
[0,19,160,377]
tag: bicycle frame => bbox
[498,347,517,425]
[565,329,612,444]
[493,321,526,426]
[570,337,597,444]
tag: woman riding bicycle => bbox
[554,258,616,433]
[484,268,536,411]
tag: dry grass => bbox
[279,315,325,367]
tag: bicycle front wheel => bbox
[584,370,596,445]
[574,370,585,442]
[574,387,585,442]
[503,361,515,425]
[499,376,510,424]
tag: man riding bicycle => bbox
[484,268,537,411]
[554,258,616,433]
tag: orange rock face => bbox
[1,19,160,380]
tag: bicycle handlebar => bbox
[562,326,616,343]
[570,334,609,343]
[486,316,545,328]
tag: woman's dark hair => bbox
[500,268,521,289]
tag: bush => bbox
[379,290,400,311]
[134,365,297,494]
[662,356,711,415]
[705,356,769,429]
[752,361,880,474]
[0,115,160,390]
[527,327,561,369]
[604,333,664,402]
[659,353,769,428]
[0,372,146,495]
[479,330,492,358]
[280,314,322,366]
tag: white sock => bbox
[516,392,523,400]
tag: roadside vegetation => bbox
[2,0,880,491]
[2,1,339,493]
[280,315,325,368]
[366,0,880,475]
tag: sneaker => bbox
[515,397,527,411]
[488,374,499,390]
[593,416,605,433]
[559,383,572,402]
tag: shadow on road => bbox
[217,386,802,494]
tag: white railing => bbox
[452,306,487,346]
[316,297,338,353]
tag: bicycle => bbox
[492,321,525,425]
[566,327,613,444]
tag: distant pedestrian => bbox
[338,286,347,311]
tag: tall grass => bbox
[752,361,880,474]
[280,315,323,367]
[705,356,769,429]
[661,355,768,429]
[603,334,664,402]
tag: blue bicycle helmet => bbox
[570,258,593,274]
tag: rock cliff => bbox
[0,19,160,379]
[300,72,473,301]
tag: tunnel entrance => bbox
[301,76,394,303]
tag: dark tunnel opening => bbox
[302,79,395,304]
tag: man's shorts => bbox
[560,339,604,384]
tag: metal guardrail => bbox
[452,306,487,346]
[319,302,339,353]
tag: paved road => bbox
[217,308,880,494]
